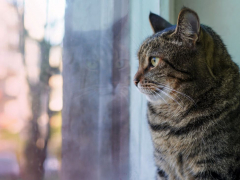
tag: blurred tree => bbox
[12,1,60,179]
[23,39,51,180]
[62,0,130,180]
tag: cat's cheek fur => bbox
[146,95,165,104]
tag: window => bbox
[3,0,239,180]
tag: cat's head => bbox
[134,7,234,105]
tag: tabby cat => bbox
[134,7,240,180]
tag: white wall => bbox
[174,0,240,65]
[160,0,175,23]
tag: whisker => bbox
[151,89,168,104]
[161,87,183,104]
[155,82,196,104]
[139,86,183,107]
[156,88,183,108]
[144,82,196,105]
[141,87,167,104]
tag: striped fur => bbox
[134,8,240,180]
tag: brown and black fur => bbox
[134,7,240,180]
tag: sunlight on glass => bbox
[3,100,24,133]
[25,38,40,83]
[37,113,49,127]
[36,138,45,149]
[4,77,20,97]
[49,46,62,67]
[50,115,61,128]
[49,94,63,111]
[4,100,19,117]
[0,67,7,79]
[49,75,63,111]
[49,74,63,87]
[24,0,46,40]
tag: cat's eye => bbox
[86,60,99,70]
[150,57,160,67]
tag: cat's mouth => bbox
[137,83,167,102]
[137,82,163,93]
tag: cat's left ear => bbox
[175,7,200,45]
[149,12,172,33]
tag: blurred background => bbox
[0,0,64,179]
[0,0,240,180]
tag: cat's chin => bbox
[145,95,166,105]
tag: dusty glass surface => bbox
[62,1,130,179]
[0,0,133,180]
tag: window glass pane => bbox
[0,0,159,179]
[62,0,130,179]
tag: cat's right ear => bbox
[175,7,200,45]
[149,12,172,33]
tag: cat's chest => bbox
[147,104,198,161]
[151,132,190,155]
[153,134,199,177]
[149,122,198,166]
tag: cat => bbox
[134,7,240,180]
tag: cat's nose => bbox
[134,70,142,87]
[134,79,139,87]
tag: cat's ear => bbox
[149,12,172,33]
[175,7,200,45]
[112,14,128,39]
